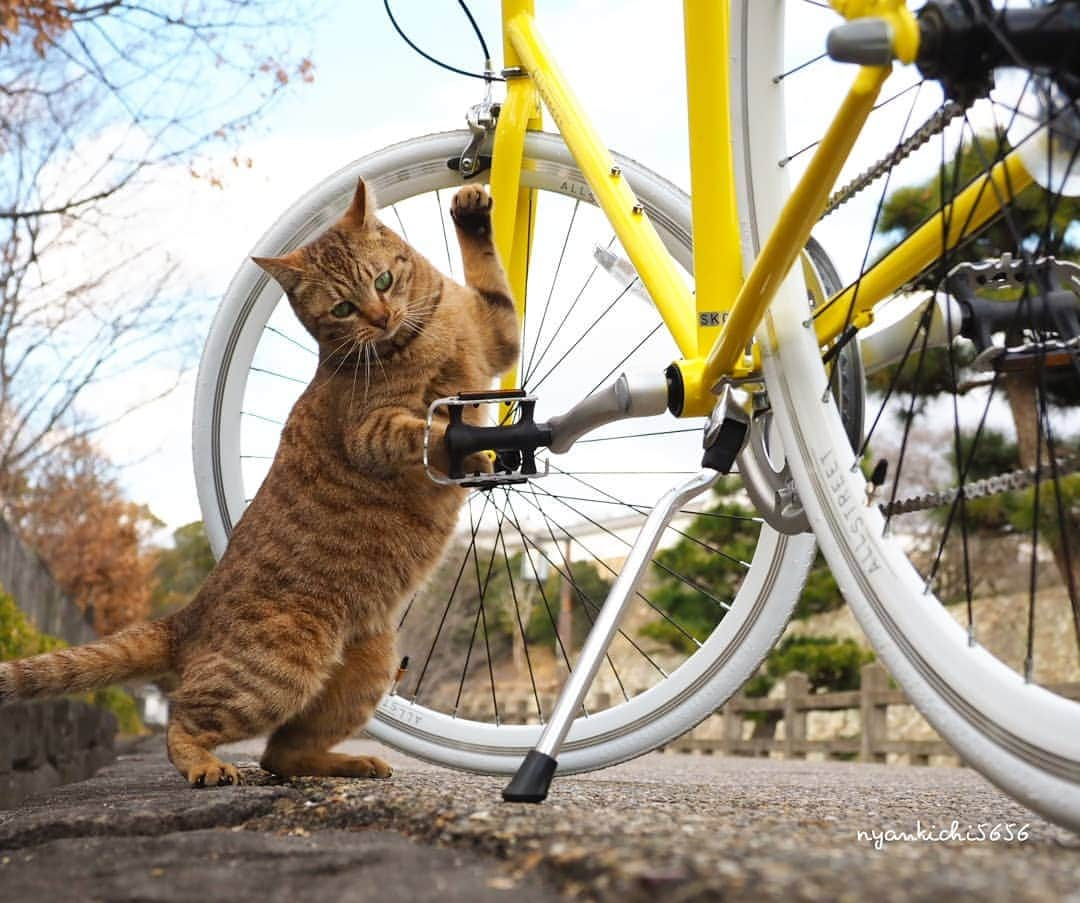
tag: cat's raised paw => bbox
[450,184,493,235]
[187,760,243,788]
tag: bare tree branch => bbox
[0,0,317,518]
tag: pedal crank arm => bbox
[545,370,669,453]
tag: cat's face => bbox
[253,179,423,356]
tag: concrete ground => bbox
[0,735,1077,902]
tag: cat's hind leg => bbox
[260,631,396,779]
[167,630,340,787]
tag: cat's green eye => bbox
[374,271,393,292]
[330,301,356,318]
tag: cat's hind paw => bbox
[335,755,393,779]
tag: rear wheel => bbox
[192,130,816,773]
[735,0,1080,827]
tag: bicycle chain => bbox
[880,456,1080,517]
[821,99,967,219]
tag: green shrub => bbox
[0,585,146,734]
[763,634,874,692]
[0,588,64,660]
[793,552,844,620]
[89,686,145,735]
[741,672,775,698]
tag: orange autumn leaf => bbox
[6,437,161,636]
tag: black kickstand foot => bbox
[502,750,558,803]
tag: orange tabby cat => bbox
[0,179,519,786]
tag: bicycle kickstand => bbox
[502,387,750,802]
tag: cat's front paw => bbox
[450,184,493,236]
[463,450,495,477]
[186,758,242,788]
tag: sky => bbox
[73,0,970,537]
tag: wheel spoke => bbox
[249,366,307,385]
[575,426,702,444]
[411,492,496,703]
[527,480,728,630]
[495,491,545,723]
[502,492,577,681]
[265,325,316,355]
[522,199,580,383]
[524,482,664,688]
[523,235,615,387]
[547,463,753,570]
[435,188,454,277]
[774,51,827,84]
[583,321,664,397]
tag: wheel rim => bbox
[194,131,810,770]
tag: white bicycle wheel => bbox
[735,1,1080,828]
[193,130,816,774]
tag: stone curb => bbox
[0,699,116,810]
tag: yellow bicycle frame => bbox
[489,0,1035,417]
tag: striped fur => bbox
[1,180,518,789]
[0,620,172,701]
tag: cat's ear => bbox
[252,253,304,291]
[343,177,377,230]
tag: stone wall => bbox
[0,516,116,807]
[0,516,96,647]
[0,699,117,809]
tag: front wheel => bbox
[192,130,816,774]
[734,0,1080,828]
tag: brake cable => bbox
[383,0,504,82]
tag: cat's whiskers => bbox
[371,343,388,385]
[363,342,372,403]
[316,333,363,389]
[403,316,450,343]
[401,320,446,344]
[402,300,444,330]
[402,290,443,329]
[349,337,365,410]
[408,287,442,306]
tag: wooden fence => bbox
[665,662,1080,764]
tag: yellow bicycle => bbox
[194,1,1080,827]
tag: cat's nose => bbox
[372,312,389,330]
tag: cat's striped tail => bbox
[0,619,172,703]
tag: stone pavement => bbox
[0,735,1078,902]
